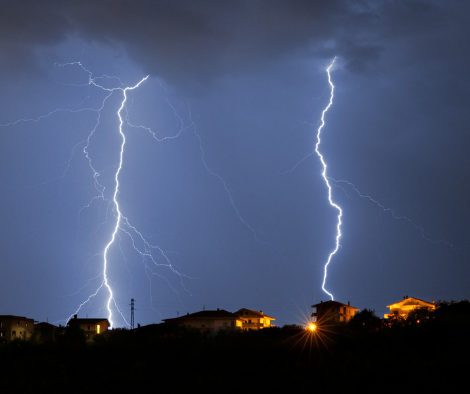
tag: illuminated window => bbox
[96,325,100,334]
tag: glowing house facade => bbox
[385,296,436,319]
[233,308,275,330]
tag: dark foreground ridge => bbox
[1,301,469,393]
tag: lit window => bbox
[97,325,100,334]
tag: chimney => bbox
[348,301,350,306]
[403,296,406,300]
[260,311,263,315]
[74,314,77,320]
[217,308,219,311]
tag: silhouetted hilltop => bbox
[1,301,469,392]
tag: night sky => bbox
[1,1,469,328]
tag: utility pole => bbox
[130,299,135,330]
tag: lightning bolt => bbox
[100,75,149,328]
[1,61,196,327]
[55,66,154,327]
[276,58,339,300]
[64,65,195,327]
[315,58,338,300]
[290,57,458,302]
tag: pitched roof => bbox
[163,309,241,322]
[67,318,110,325]
[234,308,275,320]
[0,315,35,321]
[311,300,360,311]
[386,297,435,308]
[34,322,58,328]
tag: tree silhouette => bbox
[349,309,382,332]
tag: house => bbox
[67,315,110,342]
[311,300,360,324]
[385,296,436,319]
[0,315,35,342]
[34,322,58,342]
[163,309,244,333]
[233,308,275,330]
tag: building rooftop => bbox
[234,308,275,320]
[386,297,435,308]
[311,300,360,310]
[163,309,241,322]
[67,316,110,325]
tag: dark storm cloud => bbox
[4,1,469,88]
[1,0,385,89]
